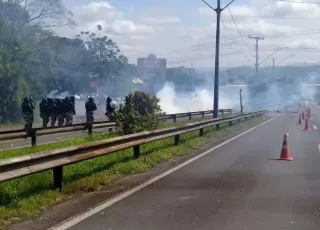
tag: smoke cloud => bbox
[156,82,245,114]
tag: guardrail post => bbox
[199,128,204,137]
[53,166,63,191]
[216,124,220,130]
[238,118,241,123]
[172,115,177,123]
[245,116,248,120]
[174,134,180,145]
[221,110,224,115]
[228,121,232,127]
[27,129,37,146]
[229,109,232,114]
[201,112,204,118]
[188,113,192,120]
[134,145,140,159]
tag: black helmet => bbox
[88,97,94,102]
[106,97,112,103]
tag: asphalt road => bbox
[0,113,218,150]
[65,108,320,230]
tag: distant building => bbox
[137,54,167,94]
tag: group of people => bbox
[21,96,75,129]
[21,96,117,130]
[84,96,116,127]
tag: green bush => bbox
[116,91,165,135]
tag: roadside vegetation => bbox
[0,115,268,229]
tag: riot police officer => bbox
[39,97,50,128]
[84,97,97,134]
[64,97,74,126]
[56,99,65,127]
[106,97,116,122]
[21,97,35,129]
[48,98,57,127]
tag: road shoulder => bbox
[8,114,276,230]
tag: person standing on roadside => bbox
[39,97,50,128]
[48,98,57,127]
[57,99,65,127]
[21,97,34,129]
[64,97,74,126]
[106,97,117,122]
[84,97,97,134]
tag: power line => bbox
[224,0,251,53]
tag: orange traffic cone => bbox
[279,133,293,161]
[298,113,303,125]
[305,118,311,131]
[302,111,305,120]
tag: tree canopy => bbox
[0,1,131,123]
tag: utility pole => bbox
[240,89,243,114]
[202,0,235,118]
[191,63,194,92]
[272,57,275,80]
[248,35,264,77]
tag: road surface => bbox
[62,106,320,230]
[0,113,217,150]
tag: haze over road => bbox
[63,105,320,230]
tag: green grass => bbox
[0,115,266,229]
[0,133,118,160]
[0,116,214,160]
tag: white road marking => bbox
[47,113,282,230]
[314,126,317,130]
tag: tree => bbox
[0,0,73,37]
[78,25,128,85]
[0,50,27,123]
[116,91,165,135]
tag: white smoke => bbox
[156,82,244,114]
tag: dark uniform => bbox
[64,97,74,126]
[84,97,97,133]
[48,99,57,127]
[39,98,50,128]
[21,97,34,129]
[56,100,65,127]
[106,97,116,122]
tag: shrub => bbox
[116,91,165,135]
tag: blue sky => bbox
[58,0,320,67]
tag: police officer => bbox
[48,98,57,127]
[57,99,65,127]
[21,97,35,129]
[106,97,116,122]
[64,97,74,126]
[84,97,97,134]
[39,97,50,128]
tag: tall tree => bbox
[78,25,128,86]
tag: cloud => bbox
[55,0,320,68]
[144,16,181,25]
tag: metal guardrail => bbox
[0,110,265,190]
[0,109,234,145]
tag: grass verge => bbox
[0,115,266,229]
[0,116,214,160]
